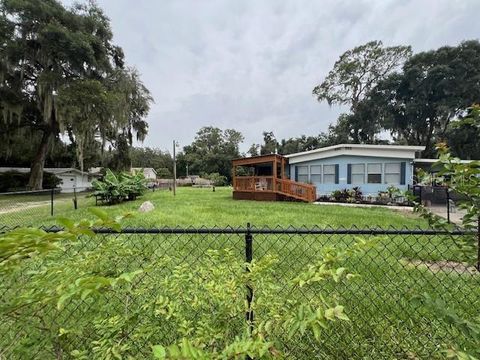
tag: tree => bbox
[247,144,260,157]
[446,105,480,160]
[179,127,244,181]
[313,40,412,112]
[129,147,173,174]
[277,135,327,155]
[0,0,152,189]
[260,131,277,155]
[371,40,480,156]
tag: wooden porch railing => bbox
[233,176,316,202]
[234,176,275,191]
[276,178,316,202]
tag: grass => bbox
[1,187,479,358]
[1,186,427,228]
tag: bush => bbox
[0,211,372,359]
[386,185,401,199]
[331,188,362,203]
[91,169,147,204]
[202,172,228,186]
[0,171,61,192]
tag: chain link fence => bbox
[1,225,479,359]
[0,187,94,227]
[410,185,468,224]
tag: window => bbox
[310,165,321,183]
[297,166,308,183]
[385,163,401,184]
[367,163,382,184]
[323,165,336,184]
[351,164,365,184]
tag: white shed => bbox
[45,168,93,192]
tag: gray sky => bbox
[68,0,480,152]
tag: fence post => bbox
[73,187,78,210]
[446,188,450,223]
[245,222,254,359]
[50,188,54,216]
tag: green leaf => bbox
[334,305,350,321]
[57,293,72,310]
[57,217,75,229]
[324,308,335,321]
[88,208,110,221]
[152,345,166,359]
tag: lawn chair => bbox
[255,178,268,191]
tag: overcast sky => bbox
[66,0,480,152]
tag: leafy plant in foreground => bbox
[407,143,480,359]
[150,242,372,359]
[413,293,480,360]
[0,212,373,359]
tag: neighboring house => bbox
[131,168,157,181]
[89,167,103,176]
[0,167,94,192]
[286,144,425,195]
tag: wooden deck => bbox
[233,176,316,202]
[232,154,316,203]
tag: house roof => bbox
[0,167,90,176]
[131,167,157,174]
[286,144,425,164]
[414,158,474,164]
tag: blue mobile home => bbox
[286,144,425,196]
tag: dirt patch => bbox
[0,201,51,215]
[402,259,478,275]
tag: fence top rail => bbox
[0,187,93,196]
[0,189,56,196]
[0,225,472,236]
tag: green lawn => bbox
[1,186,426,228]
[1,187,479,359]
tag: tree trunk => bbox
[423,118,436,157]
[75,134,85,172]
[28,128,53,190]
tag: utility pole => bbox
[186,164,189,177]
[173,140,177,196]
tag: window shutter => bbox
[400,162,406,185]
[335,164,339,184]
[347,164,352,184]
[295,166,298,182]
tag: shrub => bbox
[331,188,362,203]
[407,143,480,359]
[350,187,363,202]
[386,185,401,199]
[91,169,147,204]
[203,172,228,186]
[0,171,61,192]
[331,190,346,202]
[0,212,373,359]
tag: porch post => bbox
[273,156,277,190]
[232,165,236,190]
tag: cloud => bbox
[64,0,480,152]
